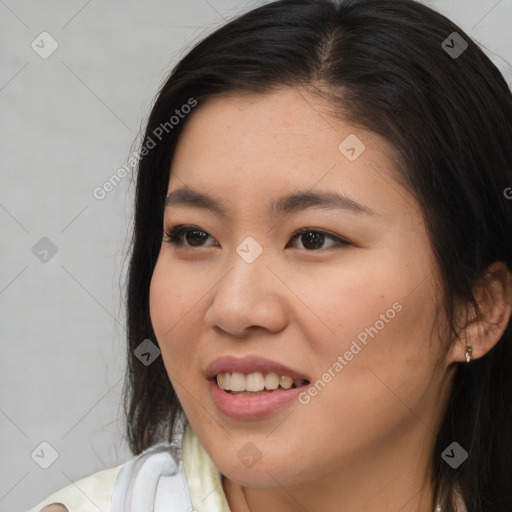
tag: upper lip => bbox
[205,355,310,381]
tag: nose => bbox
[203,246,288,338]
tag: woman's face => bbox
[149,88,455,490]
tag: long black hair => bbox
[122,1,512,510]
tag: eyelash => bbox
[163,225,350,251]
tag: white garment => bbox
[27,425,463,512]
[27,425,231,512]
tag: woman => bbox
[28,0,512,511]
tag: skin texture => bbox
[40,505,69,512]
[149,88,511,512]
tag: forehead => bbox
[167,88,414,220]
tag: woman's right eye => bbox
[164,225,217,248]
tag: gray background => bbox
[1,0,511,510]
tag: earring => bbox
[465,345,473,363]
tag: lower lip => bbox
[209,379,307,419]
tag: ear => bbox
[450,261,512,363]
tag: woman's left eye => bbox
[164,225,350,251]
[287,228,350,250]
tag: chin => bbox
[216,453,308,488]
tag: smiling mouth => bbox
[215,371,310,396]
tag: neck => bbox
[222,424,439,512]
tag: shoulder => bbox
[26,464,123,512]
[26,442,193,512]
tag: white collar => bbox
[111,424,461,512]
[109,424,230,512]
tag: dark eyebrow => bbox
[164,188,375,216]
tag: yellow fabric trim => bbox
[182,424,231,512]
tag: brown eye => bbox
[163,225,350,251]
[288,228,350,251]
[164,226,216,247]
[298,231,327,250]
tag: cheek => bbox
[149,258,199,370]
[149,258,212,421]
[297,248,434,357]
[295,250,440,417]
[150,255,204,334]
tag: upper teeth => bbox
[216,372,306,392]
